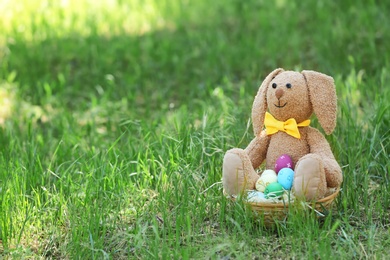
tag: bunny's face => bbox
[267,71,313,123]
[252,68,337,136]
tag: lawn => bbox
[0,0,389,259]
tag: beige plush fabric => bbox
[222,68,343,200]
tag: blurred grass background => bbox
[0,0,389,258]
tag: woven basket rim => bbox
[231,188,340,208]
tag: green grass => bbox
[0,0,389,258]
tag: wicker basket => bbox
[230,188,340,226]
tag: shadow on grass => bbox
[3,1,389,113]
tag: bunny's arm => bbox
[245,130,270,169]
[306,127,343,187]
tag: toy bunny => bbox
[222,68,342,200]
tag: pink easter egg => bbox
[274,154,294,174]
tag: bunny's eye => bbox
[286,83,292,88]
[272,83,277,89]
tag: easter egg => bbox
[277,168,295,190]
[255,170,277,192]
[264,182,284,198]
[275,154,294,174]
[246,191,266,203]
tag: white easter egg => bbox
[255,169,278,192]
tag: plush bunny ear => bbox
[252,68,284,136]
[301,70,337,135]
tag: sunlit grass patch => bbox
[0,83,16,124]
[0,79,57,127]
[0,0,221,41]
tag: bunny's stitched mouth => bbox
[274,101,287,108]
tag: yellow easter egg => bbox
[255,169,277,192]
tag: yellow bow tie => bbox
[264,112,310,139]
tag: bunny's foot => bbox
[293,154,327,200]
[222,148,259,196]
